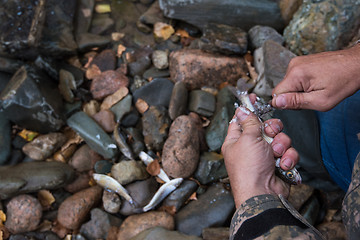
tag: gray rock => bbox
[90,14,115,35]
[76,33,111,52]
[0,161,75,200]
[0,65,64,133]
[206,107,230,152]
[0,56,24,74]
[121,110,140,127]
[94,160,113,174]
[143,66,170,80]
[140,1,167,26]
[152,50,169,70]
[111,160,149,185]
[67,111,118,159]
[284,0,360,55]
[124,127,145,157]
[111,94,133,122]
[188,90,216,117]
[74,0,95,36]
[133,78,174,108]
[253,40,296,98]
[175,183,235,236]
[9,231,61,240]
[194,152,227,185]
[248,25,284,49]
[163,180,198,212]
[128,57,152,77]
[0,112,11,165]
[103,190,121,214]
[131,227,202,240]
[168,81,188,120]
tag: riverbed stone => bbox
[74,0,95,36]
[168,81,188,120]
[131,227,202,240]
[92,109,116,133]
[140,1,166,26]
[0,161,75,200]
[143,66,170,80]
[162,180,198,212]
[248,25,284,49]
[206,107,230,152]
[5,194,42,234]
[90,14,115,35]
[76,33,111,52]
[152,50,169,69]
[111,160,149,185]
[194,152,227,185]
[94,160,113,174]
[110,94,133,122]
[0,112,11,165]
[64,172,91,193]
[89,49,117,72]
[57,186,103,230]
[103,190,122,214]
[169,49,247,90]
[188,90,216,117]
[91,70,129,100]
[8,232,61,240]
[175,183,235,236]
[70,144,102,172]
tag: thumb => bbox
[271,92,320,110]
[236,106,262,138]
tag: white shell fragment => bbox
[93,173,135,205]
[139,151,171,183]
[142,178,183,212]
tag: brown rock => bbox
[57,186,102,230]
[117,211,174,240]
[70,145,102,172]
[169,49,247,90]
[5,194,42,234]
[162,115,200,178]
[92,110,116,133]
[90,49,117,72]
[279,0,303,24]
[91,70,129,100]
[64,172,91,193]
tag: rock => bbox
[278,0,303,25]
[0,161,75,200]
[198,23,247,55]
[175,183,235,236]
[152,50,169,69]
[317,222,347,240]
[248,25,284,49]
[76,33,111,52]
[0,57,24,74]
[117,211,174,240]
[288,184,315,211]
[133,78,174,108]
[163,180,198,212]
[90,49,117,72]
[140,1,166,26]
[9,231,61,240]
[5,194,42,234]
[74,0,95,36]
[0,112,11,164]
[94,160,113,174]
[194,152,227,185]
[121,110,140,128]
[188,90,216,117]
[91,70,129,100]
[57,186,103,230]
[253,40,296,98]
[168,81,188,120]
[64,173,91,193]
[93,109,116,133]
[67,111,118,159]
[124,127,145,156]
[58,69,76,103]
[110,95,133,122]
[159,0,285,31]
[131,227,202,240]
[22,133,66,161]
[80,208,122,240]
[103,190,122,214]
[119,178,159,215]
[70,144,102,172]
[202,227,230,240]
[162,115,200,178]
[142,106,171,152]
[143,66,170,80]
[0,65,64,133]
[284,0,360,55]
[90,14,115,35]
[169,49,247,90]
[111,160,149,185]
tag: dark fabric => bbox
[233,208,307,240]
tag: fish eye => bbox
[286,171,294,179]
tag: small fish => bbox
[93,173,135,205]
[142,178,183,212]
[139,151,171,183]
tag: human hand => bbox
[221,106,299,208]
[271,44,360,111]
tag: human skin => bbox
[271,44,360,111]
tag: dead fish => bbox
[139,151,171,183]
[114,123,135,160]
[142,178,183,212]
[93,173,135,205]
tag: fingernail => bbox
[269,121,281,133]
[275,95,286,108]
[237,106,250,121]
[282,158,293,169]
[273,143,284,155]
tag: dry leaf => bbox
[175,29,190,38]
[38,190,55,209]
[135,98,149,114]
[0,210,6,226]
[100,87,129,110]
[85,64,101,80]
[185,192,197,205]
[244,52,258,82]
[154,22,175,41]
[18,129,39,141]
[146,159,161,176]
[158,205,177,215]
[117,44,126,57]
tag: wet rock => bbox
[188,90,216,117]
[133,78,174,108]
[198,23,247,55]
[168,81,188,120]
[76,33,112,52]
[143,66,170,80]
[0,161,75,200]
[0,65,64,133]
[279,0,303,25]
[121,110,140,127]
[67,111,118,159]
[90,14,115,35]
[248,25,284,49]
[70,144,102,172]
[59,69,76,103]
[159,0,285,32]
[169,49,247,90]
[110,94,133,122]
[163,180,198,212]
[57,186,103,230]
[117,211,174,240]
[22,133,66,161]
[94,160,113,174]
[142,106,171,151]
[80,208,122,240]
[5,194,42,234]
[284,0,360,55]
[103,190,122,214]
[202,227,230,240]
[111,160,149,185]
[152,50,169,69]
[93,109,116,133]
[9,231,61,240]
[253,40,296,98]
[175,183,235,236]
[91,70,129,100]
[90,49,117,72]
[162,115,200,178]
[0,112,11,165]
[124,127,145,156]
[194,152,227,185]
[119,178,159,215]
[317,222,347,240]
[140,1,167,26]
[0,57,24,74]
[64,173,91,193]
[288,184,315,211]
[132,227,202,240]
[74,0,95,36]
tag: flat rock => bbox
[163,180,198,212]
[70,144,102,172]
[131,227,202,240]
[90,49,117,72]
[92,109,117,133]
[91,70,129,100]
[194,152,227,185]
[188,90,216,117]
[168,81,188,120]
[248,25,284,49]
[111,160,149,185]
[0,112,11,164]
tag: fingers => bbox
[271,132,291,157]
[235,106,262,138]
[280,147,299,170]
[264,119,283,137]
[271,92,332,111]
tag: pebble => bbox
[143,66,170,80]
[100,86,129,110]
[8,231,61,240]
[76,33,111,52]
[163,180,198,212]
[128,56,152,77]
[205,107,230,152]
[5,194,42,234]
[188,90,216,117]
[92,109,116,133]
[111,160,149,185]
[90,70,129,100]
[248,25,284,49]
[152,50,169,69]
[131,227,202,240]
[64,173,91,193]
[168,81,188,120]
[194,152,227,185]
[69,144,102,172]
[117,211,175,240]
[110,94,133,122]
[90,15,115,35]
[94,160,113,174]
[83,100,100,116]
[102,190,122,214]
[90,49,117,72]
[57,186,103,230]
